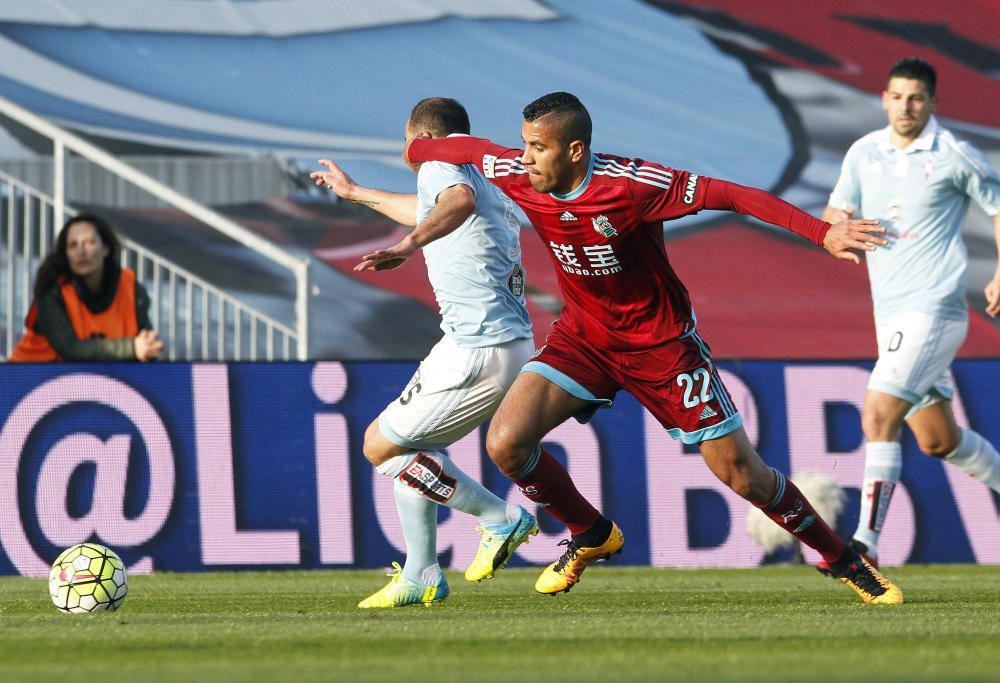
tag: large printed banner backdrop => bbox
[1,361,998,577]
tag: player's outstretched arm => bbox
[310,159,418,227]
[822,218,886,264]
[406,136,512,168]
[354,183,476,272]
[703,180,885,262]
[985,214,1000,318]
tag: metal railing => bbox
[0,95,309,360]
[0,155,298,208]
[1,171,298,360]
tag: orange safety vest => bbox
[9,268,139,362]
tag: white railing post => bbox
[296,259,310,360]
[53,138,65,231]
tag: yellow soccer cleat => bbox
[534,522,624,595]
[465,505,539,582]
[826,547,903,605]
[357,562,449,609]
[817,538,879,575]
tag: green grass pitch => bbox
[1,564,999,682]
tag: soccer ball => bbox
[49,543,128,613]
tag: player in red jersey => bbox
[404,92,902,605]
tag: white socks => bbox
[377,450,509,523]
[853,441,902,556]
[377,450,511,583]
[854,429,1000,560]
[391,480,440,584]
[945,428,1000,492]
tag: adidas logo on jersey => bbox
[560,211,578,222]
[698,405,718,420]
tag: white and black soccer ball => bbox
[49,543,128,613]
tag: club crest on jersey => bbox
[922,158,934,182]
[508,263,525,297]
[592,215,618,238]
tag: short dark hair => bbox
[887,57,936,97]
[522,92,592,147]
[34,213,121,300]
[409,97,471,136]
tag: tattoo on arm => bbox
[353,199,379,209]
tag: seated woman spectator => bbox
[9,213,163,362]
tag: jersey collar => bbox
[879,115,939,154]
[549,153,594,202]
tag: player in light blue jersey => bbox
[311,98,537,607]
[822,58,1000,566]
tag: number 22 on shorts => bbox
[676,368,714,408]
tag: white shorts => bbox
[868,311,967,416]
[378,335,535,451]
